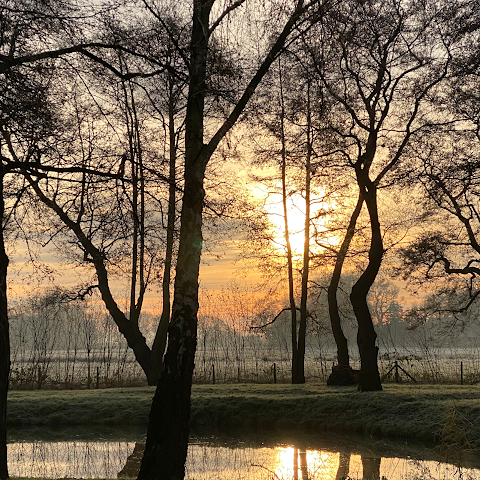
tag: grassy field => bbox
[7,384,480,448]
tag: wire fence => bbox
[9,343,480,390]
[8,292,480,389]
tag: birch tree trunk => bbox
[137,0,211,477]
[137,1,310,477]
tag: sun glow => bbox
[274,447,340,479]
[264,191,340,258]
[267,195,307,254]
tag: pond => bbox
[7,427,480,480]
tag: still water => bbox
[7,428,480,480]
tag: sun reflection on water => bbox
[6,439,480,480]
[274,447,339,480]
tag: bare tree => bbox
[1,10,192,387]
[137,1,327,477]
[305,0,460,390]
[242,49,342,383]
[0,163,8,480]
[399,132,480,312]
[0,2,76,471]
[398,27,480,309]
[0,1,172,474]
[10,8,250,388]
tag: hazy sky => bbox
[5,232,263,312]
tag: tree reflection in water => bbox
[118,442,145,478]
[361,455,382,480]
[6,438,480,479]
[299,449,308,480]
[335,451,350,480]
[292,448,308,480]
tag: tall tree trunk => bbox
[152,83,177,372]
[350,170,382,391]
[123,80,157,383]
[327,193,363,367]
[137,166,204,480]
[138,1,308,476]
[0,170,9,480]
[297,81,313,385]
[137,1,211,478]
[279,68,298,384]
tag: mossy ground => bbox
[7,383,480,447]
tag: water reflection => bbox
[6,435,480,479]
[118,443,144,478]
[336,451,350,480]
[9,441,134,478]
[362,455,381,480]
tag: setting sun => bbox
[263,189,339,259]
[266,194,307,255]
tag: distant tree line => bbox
[7,281,480,389]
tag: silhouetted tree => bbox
[305,0,461,390]
[0,2,169,473]
[137,1,326,478]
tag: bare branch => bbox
[209,0,247,35]
[250,306,301,330]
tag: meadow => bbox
[7,384,480,452]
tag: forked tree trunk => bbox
[137,0,210,477]
[83,257,161,385]
[138,1,308,476]
[350,172,382,391]
[327,193,363,368]
[296,82,313,385]
[28,177,160,386]
[279,71,299,384]
[0,171,9,480]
